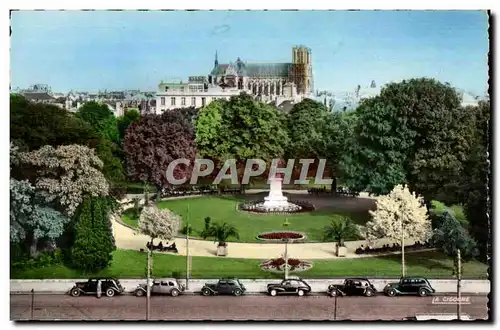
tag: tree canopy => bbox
[341,78,472,202]
[195,93,289,182]
[364,184,432,243]
[138,205,181,244]
[70,196,116,271]
[76,101,119,143]
[10,94,98,151]
[124,109,197,189]
[463,100,491,262]
[117,108,140,142]
[18,144,109,216]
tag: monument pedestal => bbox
[263,177,289,208]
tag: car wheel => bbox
[365,289,374,297]
[106,289,115,297]
[418,288,429,297]
[387,289,396,297]
[171,289,180,297]
[202,288,211,296]
[329,289,337,297]
[269,289,277,297]
[233,289,242,296]
[135,289,144,297]
[297,289,305,297]
[70,288,80,297]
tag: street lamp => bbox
[186,204,191,290]
[282,237,290,280]
[281,219,293,279]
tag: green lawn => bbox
[122,196,370,242]
[11,249,488,279]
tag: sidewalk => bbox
[10,278,491,295]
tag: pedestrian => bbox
[97,279,102,298]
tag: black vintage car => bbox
[327,278,377,297]
[267,277,312,296]
[70,278,125,297]
[201,278,246,296]
[384,277,436,297]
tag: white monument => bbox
[263,176,290,208]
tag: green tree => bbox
[432,211,479,274]
[196,93,289,184]
[70,196,116,272]
[342,78,471,202]
[340,98,409,195]
[95,138,126,194]
[463,100,491,262]
[286,99,348,189]
[195,100,226,161]
[76,101,119,142]
[286,98,329,159]
[76,101,126,190]
[10,94,98,151]
[117,109,140,142]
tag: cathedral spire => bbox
[214,51,219,67]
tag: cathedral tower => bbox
[291,46,313,95]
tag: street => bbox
[11,294,489,321]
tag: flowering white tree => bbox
[19,144,109,216]
[10,178,70,256]
[138,205,181,245]
[364,184,432,276]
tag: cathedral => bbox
[155,46,313,113]
[208,45,314,100]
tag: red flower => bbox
[258,232,303,240]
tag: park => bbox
[9,79,490,282]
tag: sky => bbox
[10,10,490,95]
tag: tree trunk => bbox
[29,237,38,258]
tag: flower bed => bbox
[260,257,313,273]
[257,232,305,240]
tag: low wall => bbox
[10,279,490,295]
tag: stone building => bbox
[155,46,313,113]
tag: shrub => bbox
[10,249,64,271]
[70,196,116,272]
[204,217,211,230]
[180,224,193,235]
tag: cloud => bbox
[211,24,230,36]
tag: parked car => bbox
[327,278,377,297]
[201,278,246,296]
[134,278,185,297]
[70,278,124,297]
[267,277,312,296]
[384,277,436,297]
